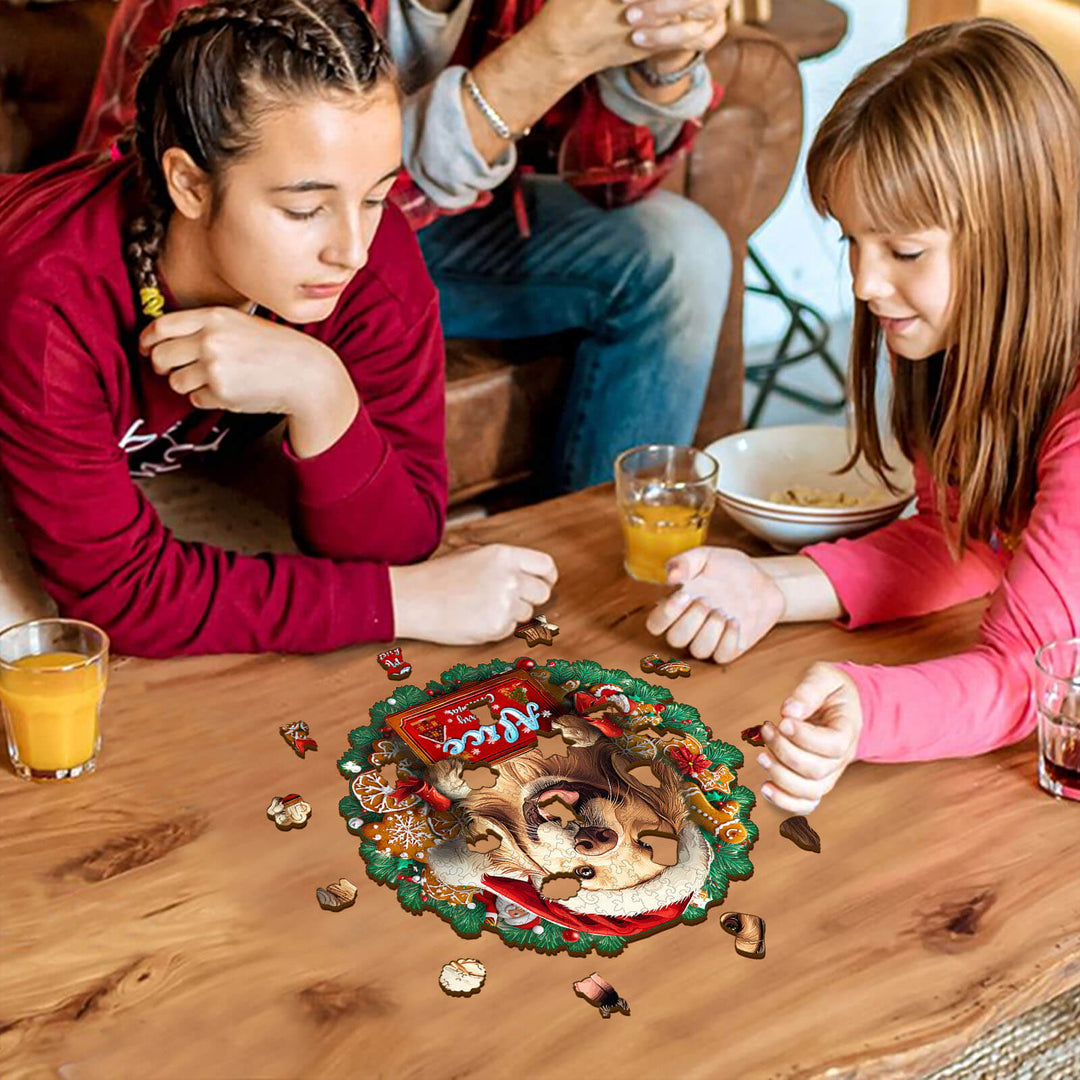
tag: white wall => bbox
[745,0,908,347]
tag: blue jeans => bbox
[418,176,732,492]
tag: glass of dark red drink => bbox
[1033,638,1080,802]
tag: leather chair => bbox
[0,2,804,504]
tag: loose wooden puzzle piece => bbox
[780,815,821,853]
[573,973,630,1018]
[540,873,582,901]
[721,911,766,958]
[266,793,312,830]
[377,647,413,681]
[514,614,560,647]
[460,764,499,791]
[639,654,691,679]
[316,878,358,911]
[279,720,318,757]
[639,830,680,867]
[741,725,765,747]
[439,958,487,996]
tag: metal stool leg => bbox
[744,245,847,426]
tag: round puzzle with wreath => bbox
[337,657,757,955]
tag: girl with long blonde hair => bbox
[646,18,1080,813]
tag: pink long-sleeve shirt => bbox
[802,385,1080,763]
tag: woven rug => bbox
[922,981,1080,1079]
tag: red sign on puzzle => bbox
[384,671,564,766]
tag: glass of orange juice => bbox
[0,618,108,781]
[615,445,718,584]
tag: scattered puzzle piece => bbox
[540,873,582,901]
[316,878,358,911]
[460,764,499,791]
[721,911,766,958]
[279,720,318,758]
[267,794,312,830]
[741,725,765,747]
[780,815,821,853]
[377,647,413,681]
[640,654,691,679]
[639,830,680,867]
[574,973,630,1018]
[439,958,486,996]
[514,614,560,647]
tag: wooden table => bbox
[3,486,1078,1080]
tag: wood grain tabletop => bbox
[2,484,1078,1080]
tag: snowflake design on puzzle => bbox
[382,811,435,853]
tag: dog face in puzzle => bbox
[424,715,712,922]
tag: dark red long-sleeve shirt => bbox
[0,155,448,657]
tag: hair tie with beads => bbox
[139,286,166,318]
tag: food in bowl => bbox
[768,486,889,509]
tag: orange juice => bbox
[0,652,104,773]
[620,504,708,584]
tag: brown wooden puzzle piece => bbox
[514,614,560,647]
[721,911,766,958]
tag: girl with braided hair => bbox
[0,0,556,656]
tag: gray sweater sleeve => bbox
[595,63,714,155]
[402,65,517,211]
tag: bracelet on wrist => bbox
[632,50,706,88]
[462,71,531,141]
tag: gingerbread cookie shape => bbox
[360,810,440,861]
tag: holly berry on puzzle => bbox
[378,648,413,681]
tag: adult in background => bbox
[79,0,734,491]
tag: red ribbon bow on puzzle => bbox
[393,775,452,812]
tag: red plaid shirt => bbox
[78,0,722,229]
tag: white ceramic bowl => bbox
[703,425,915,553]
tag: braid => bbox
[124,0,391,319]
